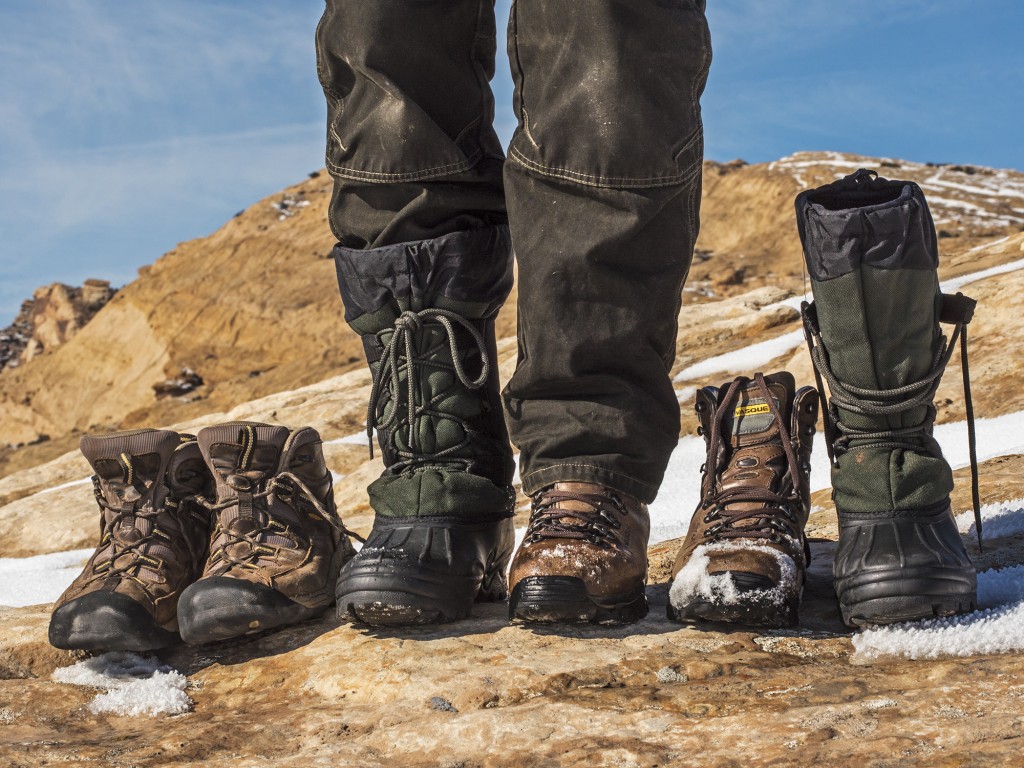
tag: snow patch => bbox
[673,329,804,382]
[0,548,92,607]
[940,256,1024,293]
[52,652,192,717]
[852,565,1024,661]
[323,431,370,446]
[37,477,92,495]
[668,541,797,611]
[955,498,1024,540]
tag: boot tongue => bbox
[548,482,609,513]
[720,372,795,449]
[198,423,291,533]
[79,429,182,538]
[198,422,291,484]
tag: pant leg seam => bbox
[326,149,483,183]
[508,146,700,189]
[522,463,658,493]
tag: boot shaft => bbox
[332,226,516,520]
[795,170,976,515]
[197,421,337,539]
[693,372,816,525]
[79,429,212,564]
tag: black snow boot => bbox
[331,225,516,626]
[796,169,981,626]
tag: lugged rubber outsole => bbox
[337,562,508,627]
[48,591,178,652]
[838,569,978,626]
[177,577,326,645]
[667,573,800,628]
[509,576,648,626]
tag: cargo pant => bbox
[316,0,711,503]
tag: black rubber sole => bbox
[509,576,648,625]
[177,577,325,645]
[667,573,799,628]
[335,516,515,628]
[337,561,509,627]
[837,570,978,627]
[48,591,178,652]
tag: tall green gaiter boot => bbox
[332,225,517,626]
[796,169,980,627]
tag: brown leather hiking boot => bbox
[668,372,817,627]
[508,482,649,624]
[49,429,212,652]
[177,422,358,644]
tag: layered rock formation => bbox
[0,279,116,372]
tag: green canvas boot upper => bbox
[796,169,980,626]
[797,169,978,518]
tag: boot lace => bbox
[801,293,981,545]
[365,308,491,472]
[525,488,629,549]
[197,471,364,570]
[87,457,201,584]
[699,373,805,548]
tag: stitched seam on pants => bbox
[508,146,701,189]
[326,148,482,182]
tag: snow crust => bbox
[52,652,192,717]
[0,548,91,607]
[673,329,804,382]
[852,566,1024,661]
[955,498,1024,540]
[668,541,798,611]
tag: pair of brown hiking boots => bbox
[48,423,357,652]
[505,371,818,629]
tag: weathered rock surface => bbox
[0,279,116,373]
[2,524,1024,767]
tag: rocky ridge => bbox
[0,154,1023,766]
[0,279,116,372]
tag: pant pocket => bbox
[316,0,500,183]
[507,0,711,189]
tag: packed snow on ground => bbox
[53,652,192,717]
[668,540,797,611]
[324,432,371,446]
[673,329,805,383]
[956,498,1024,540]
[852,565,1024,661]
[0,548,91,607]
[941,256,1024,293]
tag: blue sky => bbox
[1,0,1022,324]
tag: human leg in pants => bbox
[316,0,711,626]
[317,0,517,627]
[503,0,712,623]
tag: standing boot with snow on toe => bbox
[331,227,517,627]
[508,482,651,625]
[667,372,817,627]
[177,422,357,644]
[796,169,982,627]
[49,430,213,652]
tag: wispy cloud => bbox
[0,0,327,320]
